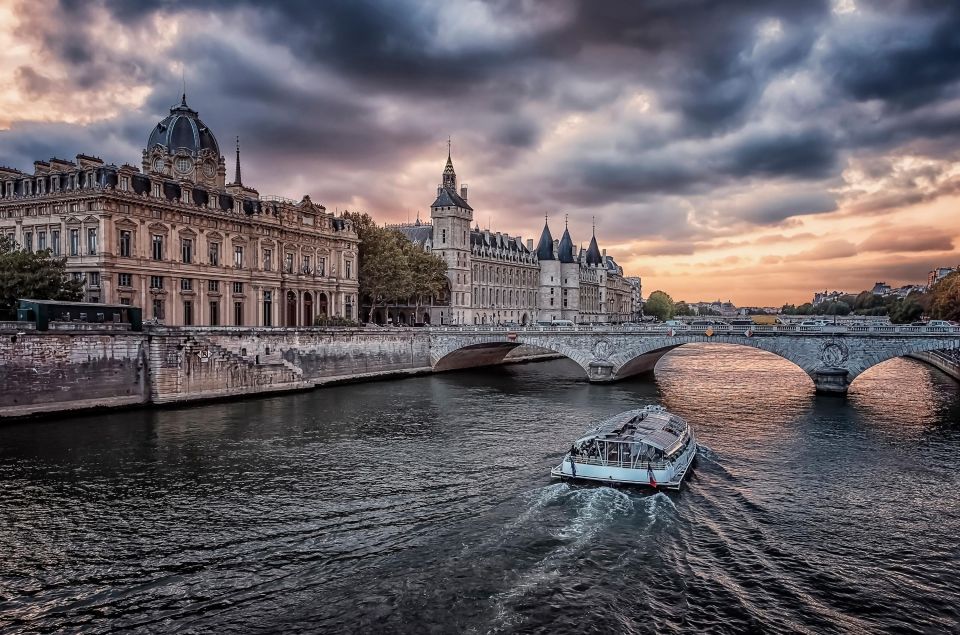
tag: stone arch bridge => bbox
[428,325,960,394]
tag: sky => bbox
[1,0,958,306]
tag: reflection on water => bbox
[0,344,958,633]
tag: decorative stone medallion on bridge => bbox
[592,339,612,361]
[818,340,849,369]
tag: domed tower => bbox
[557,218,580,322]
[142,94,226,188]
[430,141,473,324]
[536,217,561,322]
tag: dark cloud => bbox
[723,128,838,180]
[826,2,960,109]
[2,0,960,260]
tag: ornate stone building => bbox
[392,148,641,325]
[0,95,359,327]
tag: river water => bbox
[1,344,959,634]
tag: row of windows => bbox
[134,233,348,276]
[472,263,537,287]
[11,228,96,256]
[2,173,96,198]
[471,287,536,308]
[152,298,239,327]
[147,276,245,294]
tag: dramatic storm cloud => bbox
[1,0,959,304]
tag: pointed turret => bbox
[557,220,575,263]
[585,230,603,266]
[535,217,555,260]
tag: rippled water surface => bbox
[2,344,959,633]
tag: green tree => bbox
[780,303,798,314]
[889,298,924,324]
[674,301,694,316]
[930,272,960,321]
[644,290,674,321]
[341,211,447,323]
[405,241,447,323]
[0,236,84,319]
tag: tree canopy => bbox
[930,272,960,322]
[644,290,674,321]
[341,212,447,323]
[0,235,84,319]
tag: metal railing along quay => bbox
[426,324,960,336]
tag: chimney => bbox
[602,249,606,257]
[527,238,533,250]
[460,183,468,200]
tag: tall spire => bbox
[442,137,457,190]
[181,67,187,106]
[234,136,242,185]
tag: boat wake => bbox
[488,485,656,630]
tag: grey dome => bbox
[147,95,220,156]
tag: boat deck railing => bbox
[571,456,671,470]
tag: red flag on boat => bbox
[648,466,657,488]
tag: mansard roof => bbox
[431,186,473,211]
[470,229,530,253]
[396,224,434,245]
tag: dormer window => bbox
[175,157,191,174]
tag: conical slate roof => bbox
[558,227,575,263]
[536,220,555,260]
[585,233,603,265]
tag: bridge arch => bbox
[430,336,594,376]
[843,337,960,383]
[611,336,820,385]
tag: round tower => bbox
[536,218,561,322]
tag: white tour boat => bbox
[550,405,697,490]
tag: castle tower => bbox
[585,221,607,321]
[430,140,473,324]
[536,217,561,322]
[557,217,580,322]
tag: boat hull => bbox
[550,438,697,490]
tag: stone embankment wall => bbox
[146,327,433,404]
[0,326,561,419]
[0,326,483,419]
[0,330,149,417]
[908,350,960,382]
